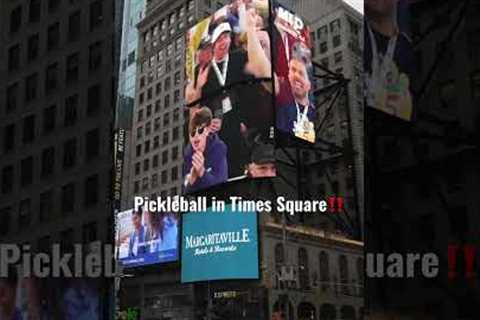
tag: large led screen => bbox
[0,271,100,320]
[364,0,414,121]
[272,5,316,143]
[184,0,276,194]
[181,206,259,283]
[115,208,179,268]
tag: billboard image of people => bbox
[364,0,414,121]
[0,267,100,320]
[184,0,276,193]
[272,5,316,143]
[181,206,259,283]
[115,208,179,268]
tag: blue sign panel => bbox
[181,207,259,282]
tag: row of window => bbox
[9,0,104,35]
[8,40,105,96]
[275,243,364,292]
[139,73,182,101]
[3,85,103,150]
[133,177,179,196]
[142,2,194,45]
[137,109,181,138]
[136,127,181,155]
[0,173,101,236]
[1,129,102,194]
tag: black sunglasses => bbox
[190,125,207,137]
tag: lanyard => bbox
[367,22,397,84]
[284,33,290,65]
[211,55,229,87]
[295,101,309,125]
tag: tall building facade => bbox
[0,0,114,257]
[285,0,364,239]
[115,0,146,211]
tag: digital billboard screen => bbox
[183,0,276,194]
[181,206,259,283]
[364,0,414,121]
[272,5,316,143]
[0,272,100,320]
[115,208,179,268]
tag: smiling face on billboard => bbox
[183,0,276,193]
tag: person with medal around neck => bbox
[365,0,414,121]
[276,42,316,143]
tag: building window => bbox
[172,146,179,160]
[87,84,101,115]
[163,112,170,126]
[162,150,168,164]
[144,140,150,153]
[332,34,341,48]
[164,94,170,109]
[20,157,34,187]
[143,158,150,171]
[137,126,143,140]
[145,120,152,135]
[319,251,330,290]
[153,155,159,168]
[153,136,160,149]
[0,207,11,235]
[89,41,103,72]
[6,83,18,113]
[25,73,38,102]
[334,51,343,64]
[63,138,77,168]
[2,166,14,194]
[66,53,80,83]
[339,255,349,294]
[330,19,341,33]
[18,199,32,228]
[45,63,59,94]
[23,115,35,144]
[48,0,60,12]
[161,170,167,184]
[82,222,97,243]
[10,6,22,34]
[8,44,20,72]
[162,131,169,145]
[171,166,178,181]
[3,124,15,153]
[174,72,181,86]
[151,174,158,188]
[47,22,60,50]
[134,162,140,175]
[318,43,328,57]
[39,190,54,222]
[41,147,55,177]
[90,0,103,31]
[136,145,141,157]
[172,127,179,140]
[65,95,78,127]
[86,129,100,160]
[298,248,310,289]
[84,174,99,206]
[28,34,39,61]
[68,11,81,41]
[471,71,480,100]
[43,105,57,134]
[142,177,149,190]
[134,181,140,193]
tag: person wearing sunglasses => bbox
[184,107,228,193]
